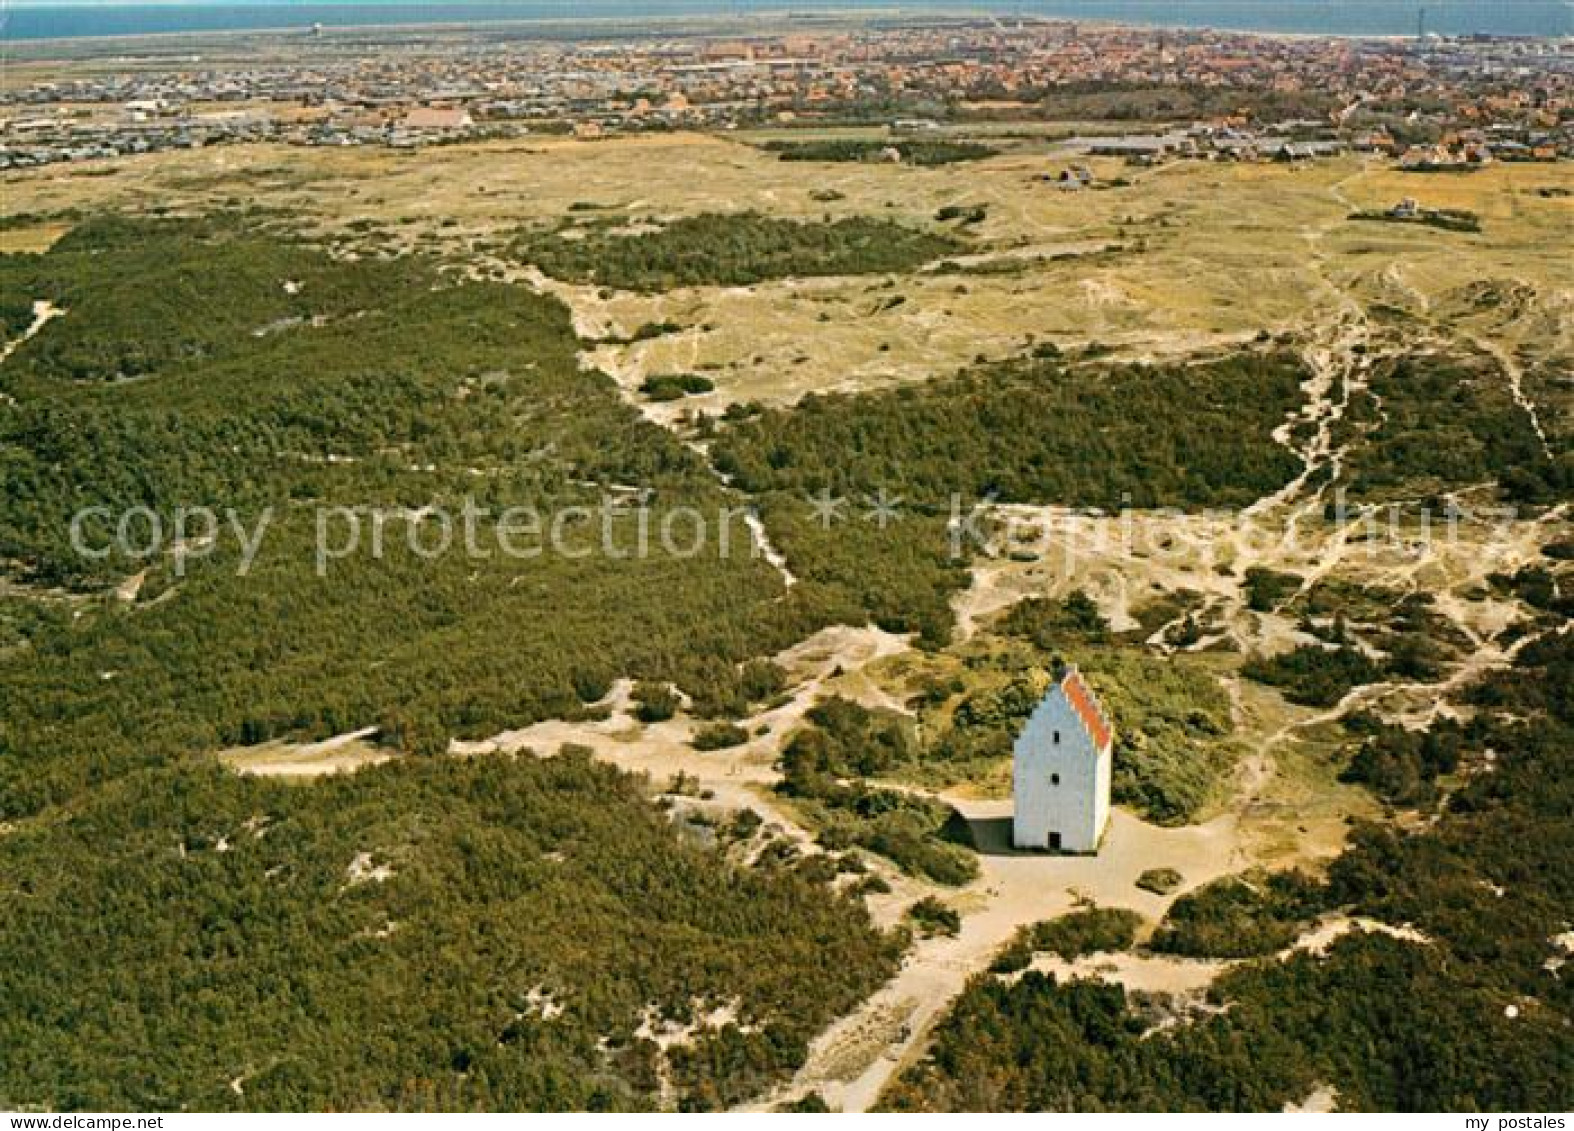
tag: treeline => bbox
[0,752,901,1110]
[713,350,1308,512]
[512,211,962,292]
[762,139,997,166]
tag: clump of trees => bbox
[990,907,1144,973]
[1135,868,1181,895]
[691,721,750,750]
[1242,643,1384,706]
[640,374,715,401]
[900,597,1236,824]
[927,671,1049,766]
[764,139,997,166]
[0,753,902,1111]
[1149,870,1324,958]
[1244,567,1302,612]
[1336,351,1570,504]
[776,698,979,885]
[513,212,963,291]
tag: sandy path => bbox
[0,300,64,377]
[220,726,394,777]
[752,803,1265,1112]
[450,626,908,832]
[1470,333,1553,461]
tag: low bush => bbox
[1150,871,1324,958]
[908,896,963,937]
[641,373,715,401]
[692,721,750,751]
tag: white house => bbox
[1012,665,1113,853]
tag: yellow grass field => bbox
[6,133,1571,414]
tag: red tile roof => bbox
[1060,667,1113,751]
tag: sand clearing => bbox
[220,726,395,778]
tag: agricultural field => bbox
[1,128,1570,1112]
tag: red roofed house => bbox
[1012,665,1113,852]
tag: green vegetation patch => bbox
[907,896,963,938]
[881,626,1574,1112]
[763,139,997,166]
[1335,350,1570,504]
[1338,712,1464,807]
[777,698,978,885]
[1135,867,1182,895]
[513,211,963,291]
[1242,582,1473,703]
[1149,870,1324,959]
[990,907,1144,973]
[640,373,715,401]
[0,214,856,819]
[715,350,1307,512]
[1082,651,1240,825]
[691,721,750,750]
[926,670,1050,768]
[744,496,967,648]
[0,212,421,383]
[881,933,1567,1111]
[1242,643,1385,707]
[0,753,900,1111]
[1349,207,1481,233]
[876,596,1237,825]
[712,351,1305,646]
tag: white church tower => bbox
[1012,665,1113,853]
